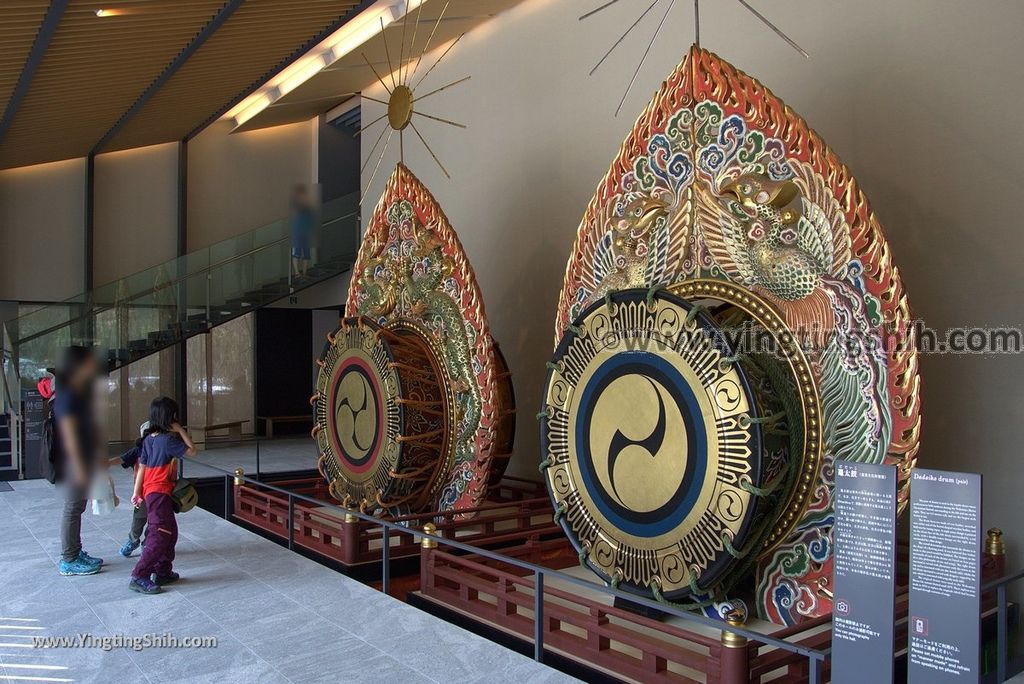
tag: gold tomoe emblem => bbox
[541,290,764,601]
[335,369,378,461]
[589,374,689,514]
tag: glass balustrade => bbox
[1,192,360,397]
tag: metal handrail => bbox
[185,453,831,681]
[13,209,361,348]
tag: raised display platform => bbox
[412,536,1011,683]
[232,474,559,568]
[205,463,1015,683]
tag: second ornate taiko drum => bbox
[313,164,516,515]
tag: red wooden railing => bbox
[233,476,558,566]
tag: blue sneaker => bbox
[119,539,140,557]
[128,577,161,594]
[59,558,101,576]
[78,550,103,567]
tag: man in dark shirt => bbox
[53,346,103,576]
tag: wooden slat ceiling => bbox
[0,2,50,111]
[0,0,227,169]
[236,0,524,133]
[104,0,361,152]
[0,0,362,169]
[0,0,522,170]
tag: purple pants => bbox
[131,493,177,580]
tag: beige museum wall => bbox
[0,119,317,298]
[187,119,315,250]
[93,143,179,285]
[0,158,86,302]
[361,1,1024,566]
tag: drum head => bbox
[541,289,765,600]
[315,317,451,513]
[316,318,402,508]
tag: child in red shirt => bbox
[129,397,196,595]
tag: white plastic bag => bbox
[89,474,118,515]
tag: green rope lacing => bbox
[545,361,559,372]
[718,502,793,596]
[685,303,708,326]
[687,570,704,598]
[536,409,549,421]
[609,572,622,589]
[714,496,791,589]
[568,324,583,336]
[650,579,720,611]
[538,456,553,473]
[578,545,589,569]
[552,501,568,525]
[645,285,663,307]
[721,532,745,559]
[740,472,787,497]
[738,410,786,430]
[604,292,614,313]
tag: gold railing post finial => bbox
[233,467,245,486]
[987,527,1006,556]
[719,607,750,684]
[721,608,748,649]
[421,522,438,549]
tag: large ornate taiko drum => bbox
[315,317,453,513]
[546,46,919,623]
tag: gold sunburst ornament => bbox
[358,0,470,194]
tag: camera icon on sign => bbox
[835,599,851,616]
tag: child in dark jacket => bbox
[110,421,153,557]
[129,398,197,595]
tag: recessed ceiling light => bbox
[225,0,423,129]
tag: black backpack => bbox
[40,403,62,484]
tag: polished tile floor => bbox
[0,469,577,684]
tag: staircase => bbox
[0,192,360,474]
